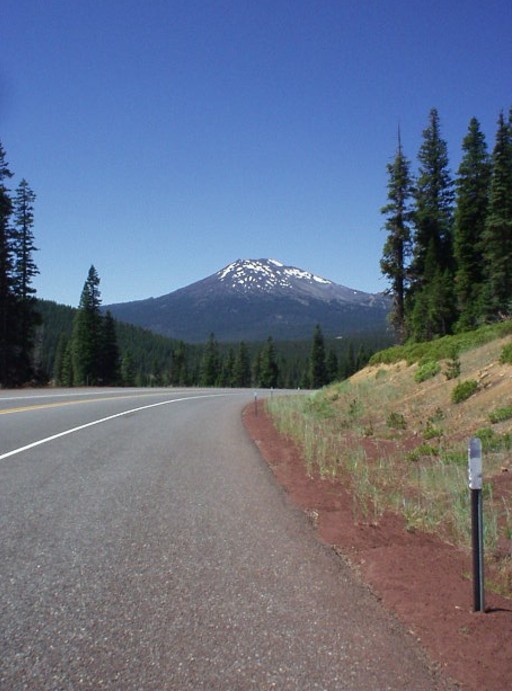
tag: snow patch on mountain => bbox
[217,258,332,294]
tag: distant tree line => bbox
[0,141,40,386]
[190,326,374,389]
[43,282,380,389]
[381,107,512,343]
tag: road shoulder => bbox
[243,402,512,691]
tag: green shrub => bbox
[452,379,478,404]
[499,343,512,365]
[415,360,441,383]
[489,405,512,424]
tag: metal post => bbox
[254,391,258,416]
[471,488,485,612]
[468,437,485,613]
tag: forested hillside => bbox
[36,298,389,388]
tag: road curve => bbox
[0,388,445,689]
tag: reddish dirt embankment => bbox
[244,403,512,691]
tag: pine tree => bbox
[356,344,370,371]
[252,350,262,387]
[233,341,251,387]
[409,108,455,339]
[0,140,15,385]
[410,239,456,341]
[171,341,188,385]
[326,348,339,383]
[221,348,235,387]
[53,333,68,385]
[481,110,512,319]
[380,130,414,343]
[12,179,40,381]
[344,341,356,378]
[71,265,103,385]
[12,180,38,300]
[453,118,491,331]
[200,333,220,386]
[60,342,74,386]
[258,336,279,388]
[100,311,120,385]
[121,351,136,386]
[309,324,328,388]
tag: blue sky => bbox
[1,1,511,306]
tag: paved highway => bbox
[0,388,444,689]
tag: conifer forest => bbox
[381,107,512,343]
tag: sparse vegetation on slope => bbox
[267,320,512,595]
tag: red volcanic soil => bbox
[243,403,512,691]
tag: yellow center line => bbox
[0,392,173,416]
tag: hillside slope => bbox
[258,324,512,689]
[268,323,512,569]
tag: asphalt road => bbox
[0,388,444,690]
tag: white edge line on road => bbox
[0,388,187,403]
[0,393,230,462]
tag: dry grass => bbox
[268,330,512,594]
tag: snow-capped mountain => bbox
[105,258,390,342]
[217,258,332,294]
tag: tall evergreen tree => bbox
[380,130,414,342]
[408,108,455,339]
[309,324,328,388]
[12,178,39,381]
[71,265,103,385]
[453,118,491,330]
[0,140,15,385]
[481,110,512,319]
[12,179,38,300]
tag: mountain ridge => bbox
[105,258,391,342]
